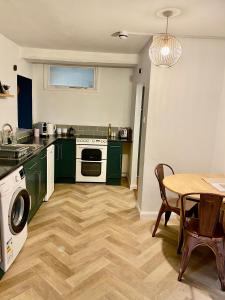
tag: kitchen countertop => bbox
[0,135,132,180]
[0,136,58,180]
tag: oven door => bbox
[76,159,106,182]
[76,145,107,160]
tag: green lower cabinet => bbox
[24,149,47,222]
[54,139,76,183]
[39,149,47,205]
[106,141,122,185]
[0,268,4,279]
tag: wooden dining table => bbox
[163,173,225,253]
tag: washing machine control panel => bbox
[19,168,25,180]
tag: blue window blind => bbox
[49,66,95,88]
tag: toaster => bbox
[119,128,128,139]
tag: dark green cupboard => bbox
[24,149,47,222]
[106,140,122,185]
[54,139,76,183]
[39,150,47,203]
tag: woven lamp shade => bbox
[149,34,182,67]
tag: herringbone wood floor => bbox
[0,182,225,300]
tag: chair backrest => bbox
[181,193,223,237]
[154,163,175,203]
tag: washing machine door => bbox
[8,188,30,235]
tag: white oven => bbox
[76,138,108,183]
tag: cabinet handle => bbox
[56,145,59,160]
[80,160,104,163]
[28,162,38,170]
[40,154,47,160]
[61,145,63,159]
[38,172,41,199]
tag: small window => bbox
[46,65,96,90]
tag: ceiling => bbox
[0,0,225,54]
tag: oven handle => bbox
[79,160,105,163]
[77,145,107,150]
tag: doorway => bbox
[17,75,32,129]
[129,84,145,190]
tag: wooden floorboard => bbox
[0,182,225,299]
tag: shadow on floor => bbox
[151,221,224,299]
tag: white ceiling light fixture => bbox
[149,8,182,68]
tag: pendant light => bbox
[149,10,182,67]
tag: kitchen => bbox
[1,0,225,299]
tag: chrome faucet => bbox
[2,123,13,144]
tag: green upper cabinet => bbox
[54,139,76,183]
[106,140,122,185]
[24,148,47,222]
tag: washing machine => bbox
[0,166,30,272]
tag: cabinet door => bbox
[54,139,75,183]
[54,140,62,180]
[106,141,122,185]
[61,139,75,178]
[24,156,40,222]
[38,149,47,203]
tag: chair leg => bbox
[177,212,184,254]
[165,211,172,226]
[193,204,199,218]
[213,241,225,291]
[152,204,165,237]
[177,227,184,254]
[178,235,196,281]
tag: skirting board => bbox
[129,184,137,190]
[136,202,176,220]
[126,175,137,190]
[136,202,158,219]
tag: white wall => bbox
[32,64,133,127]
[22,47,138,67]
[0,34,32,128]
[139,38,225,214]
[128,39,153,194]
[129,83,144,189]
[211,68,225,173]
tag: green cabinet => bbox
[54,139,76,183]
[106,140,122,185]
[39,149,47,204]
[24,149,47,222]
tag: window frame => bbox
[44,64,98,92]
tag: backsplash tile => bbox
[55,124,120,137]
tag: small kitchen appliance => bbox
[119,128,128,139]
[36,122,48,137]
[68,127,75,136]
[47,123,56,135]
[118,127,132,140]
[62,128,67,136]
[56,128,62,135]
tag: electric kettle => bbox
[47,123,56,135]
